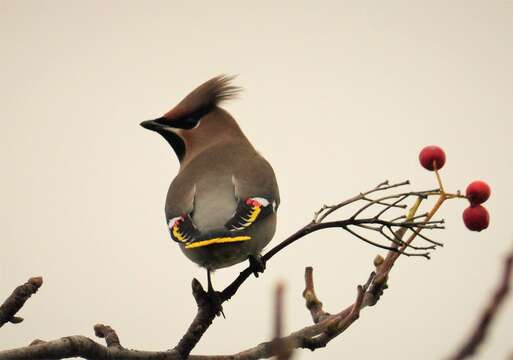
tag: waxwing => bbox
[141,75,280,296]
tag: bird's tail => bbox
[164,75,242,120]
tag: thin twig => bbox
[350,189,437,221]
[382,226,436,251]
[344,225,430,258]
[449,247,513,360]
[302,267,330,324]
[314,180,410,223]
[390,212,429,222]
[409,228,444,247]
[372,194,409,220]
[362,196,408,209]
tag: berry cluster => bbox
[419,145,491,232]
[463,181,490,231]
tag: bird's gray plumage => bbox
[141,76,280,271]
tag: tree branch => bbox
[221,180,441,304]
[0,264,385,360]
[302,267,330,324]
[94,324,122,349]
[173,279,218,358]
[448,246,513,360]
[271,283,293,360]
[0,277,42,328]
[0,180,459,359]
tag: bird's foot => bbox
[206,269,225,318]
[207,289,225,318]
[248,254,266,278]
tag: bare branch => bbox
[408,228,444,247]
[0,336,179,359]
[0,265,384,360]
[0,180,460,360]
[0,277,43,328]
[381,226,436,251]
[372,194,409,220]
[0,221,402,360]
[299,271,376,350]
[272,283,293,360]
[182,181,443,354]
[302,267,330,324]
[173,279,218,359]
[449,247,513,360]
[350,190,435,220]
[94,324,122,349]
[361,197,407,209]
[313,180,411,223]
[390,212,429,222]
[274,283,284,340]
[343,225,430,258]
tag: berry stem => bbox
[406,196,423,221]
[397,163,448,255]
[397,195,446,255]
[433,162,445,193]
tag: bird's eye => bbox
[171,105,211,129]
[165,116,197,129]
[183,116,200,129]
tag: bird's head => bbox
[141,75,246,164]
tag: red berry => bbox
[419,145,446,171]
[466,180,491,205]
[462,205,489,232]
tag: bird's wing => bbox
[165,184,200,244]
[224,193,274,231]
[166,182,196,218]
[225,157,279,231]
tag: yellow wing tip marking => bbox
[172,225,187,242]
[185,236,252,249]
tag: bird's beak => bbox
[140,117,169,132]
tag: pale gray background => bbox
[1,1,512,359]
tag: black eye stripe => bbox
[168,116,198,129]
[159,106,212,129]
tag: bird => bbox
[141,75,280,310]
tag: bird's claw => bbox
[207,289,225,318]
[248,255,266,278]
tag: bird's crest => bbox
[164,75,242,120]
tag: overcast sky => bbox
[1,1,512,359]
